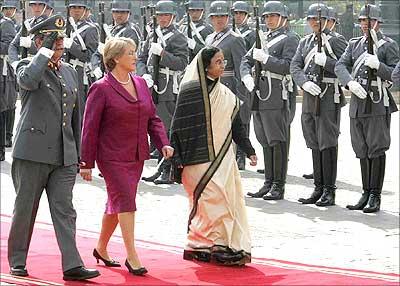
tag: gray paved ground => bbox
[1,103,398,274]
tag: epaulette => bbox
[382,35,394,43]
[86,21,97,29]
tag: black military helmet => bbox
[209,0,229,17]
[327,6,339,24]
[187,0,204,10]
[29,0,48,6]
[232,1,251,14]
[29,14,66,37]
[307,3,329,19]
[156,0,176,15]
[111,0,131,12]
[358,4,383,23]
[262,1,287,18]
[1,0,18,8]
[68,0,87,8]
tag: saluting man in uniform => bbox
[241,1,298,200]
[0,0,18,160]
[92,0,142,79]
[8,0,54,67]
[290,3,347,207]
[179,0,213,60]
[335,5,399,213]
[138,0,188,184]
[63,0,99,109]
[7,14,100,281]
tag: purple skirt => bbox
[97,160,144,214]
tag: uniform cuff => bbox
[38,47,55,59]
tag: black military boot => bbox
[363,155,385,213]
[315,147,337,207]
[236,148,246,170]
[263,142,287,200]
[248,146,273,198]
[257,169,265,174]
[347,158,370,210]
[0,147,5,161]
[142,170,161,182]
[299,149,323,204]
[154,163,174,185]
[5,108,15,147]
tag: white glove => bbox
[242,74,255,92]
[252,48,269,64]
[93,67,103,79]
[364,54,380,70]
[20,36,31,48]
[150,43,163,56]
[188,38,196,50]
[103,23,111,37]
[97,42,105,54]
[142,73,154,88]
[347,80,367,99]
[314,52,327,67]
[63,37,74,49]
[302,81,322,96]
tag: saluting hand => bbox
[249,155,257,166]
[162,145,174,159]
[79,162,92,181]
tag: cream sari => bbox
[177,50,251,264]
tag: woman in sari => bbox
[170,47,257,266]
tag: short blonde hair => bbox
[103,37,137,71]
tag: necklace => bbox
[111,72,131,85]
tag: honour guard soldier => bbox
[63,0,99,109]
[242,1,298,200]
[8,0,54,66]
[180,0,213,59]
[335,5,399,213]
[8,14,100,280]
[92,0,142,79]
[232,1,255,51]
[138,0,188,184]
[205,0,247,169]
[291,3,347,207]
[1,0,18,158]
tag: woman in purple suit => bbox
[79,37,173,276]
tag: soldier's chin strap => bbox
[329,20,336,31]
[322,19,328,31]
[39,5,46,17]
[224,15,229,28]
[166,15,175,28]
[79,10,85,22]
[10,8,17,18]
[272,15,282,30]
[238,13,248,27]
[123,12,130,24]
[47,7,53,17]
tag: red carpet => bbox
[1,214,399,285]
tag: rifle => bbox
[364,4,373,114]
[252,3,261,111]
[231,7,236,32]
[151,5,160,104]
[314,6,323,116]
[141,6,147,40]
[64,0,71,62]
[185,2,193,62]
[19,0,27,59]
[99,2,106,43]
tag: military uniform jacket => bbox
[335,31,399,118]
[236,23,256,51]
[13,48,81,166]
[180,19,214,56]
[137,24,188,102]
[205,27,247,100]
[91,21,142,71]
[0,16,17,112]
[8,17,38,66]
[290,28,348,113]
[241,27,299,110]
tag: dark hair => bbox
[201,46,221,71]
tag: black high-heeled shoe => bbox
[93,249,121,267]
[125,260,148,276]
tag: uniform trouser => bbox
[237,102,252,159]
[5,108,15,140]
[350,115,391,159]
[0,111,6,148]
[8,159,84,271]
[301,110,341,151]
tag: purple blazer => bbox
[80,73,169,168]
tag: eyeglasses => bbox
[215,59,227,66]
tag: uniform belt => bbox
[1,55,9,76]
[157,67,182,95]
[261,71,284,80]
[70,58,90,85]
[69,58,85,68]
[356,78,382,86]
[356,77,390,106]
[221,70,234,77]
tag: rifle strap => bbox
[189,21,205,45]
[70,19,89,50]
[206,29,232,47]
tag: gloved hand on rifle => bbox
[20,36,32,48]
[242,74,255,92]
[150,43,163,56]
[93,67,103,79]
[63,37,74,49]
[314,52,327,67]
[142,74,154,88]
[364,54,380,70]
[302,81,321,96]
[187,38,196,50]
[252,48,269,64]
[347,80,367,99]
[42,32,59,50]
